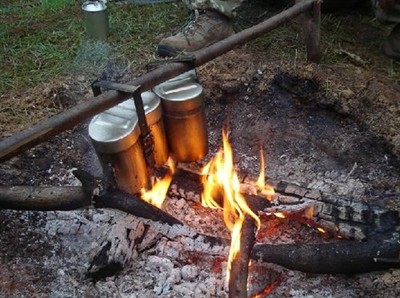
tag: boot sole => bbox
[157,44,178,57]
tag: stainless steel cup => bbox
[82,1,109,40]
[154,71,208,162]
[89,100,148,195]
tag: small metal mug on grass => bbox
[82,1,109,40]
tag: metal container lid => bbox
[165,69,198,84]
[153,80,203,113]
[131,91,162,125]
[88,99,140,154]
[82,1,107,12]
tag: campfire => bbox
[132,121,400,297]
[1,1,400,296]
[142,127,276,286]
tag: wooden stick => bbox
[303,0,321,63]
[0,186,91,211]
[0,0,318,162]
[251,233,400,274]
[0,185,182,226]
[94,190,183,226]
[228,216,257,298]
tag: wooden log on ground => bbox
[1,185,399,274]
[0,186,91,211]
[251,233,400,274]
[0,185,182,226]
[175,164,400,240]
[229,216,257,298]
[94,190,183,226]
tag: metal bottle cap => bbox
[82,1,107,12]
[88,100,140,154]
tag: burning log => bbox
[1,183,400,275]
[176,164,400,240]
[0,185,181,226]
[267,181,400,240]
[251,233,400,274]
[228,216,257,298]
[93,190,182,226]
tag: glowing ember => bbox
[140,158,175,208]
[304,205,314,219]
[317,227,326,234]
[274,212,286,219]
[201,129,276,281]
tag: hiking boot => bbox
[157,10,235,57]
[383,24,400,62]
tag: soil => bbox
[1,3,400,298]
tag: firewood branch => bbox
[251,233,400,274]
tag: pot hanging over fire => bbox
[154,70,208,162]
[88,99,148,194]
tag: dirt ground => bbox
[1,3,400,298]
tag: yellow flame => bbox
[274,212,286,219]
[256,144,265,190]
[140,158,175,209]
[201,129,260,281]
[256,144,275,201]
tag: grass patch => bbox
[1,0,398,96]
[0,1,188,94]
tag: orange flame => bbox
[256,144,275,201]
[256,143,265,190]
[201,129,261,281]
[274,212,286,219]
[140,158,175,208]
[304,205,314,219]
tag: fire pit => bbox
[1,65,400,297]
[1,1,400,297]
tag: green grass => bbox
[1,1,398,96]
[0,0,188,94]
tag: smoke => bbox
[71,40,130,82]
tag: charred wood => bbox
[94,190,182,226]
[0,186,91,211]
[271,181,400,240]
[175,164,399,240]
[229,216,257,298]
[251,233,400,274]
[0,185,182,226]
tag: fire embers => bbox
[201,129,275,282]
